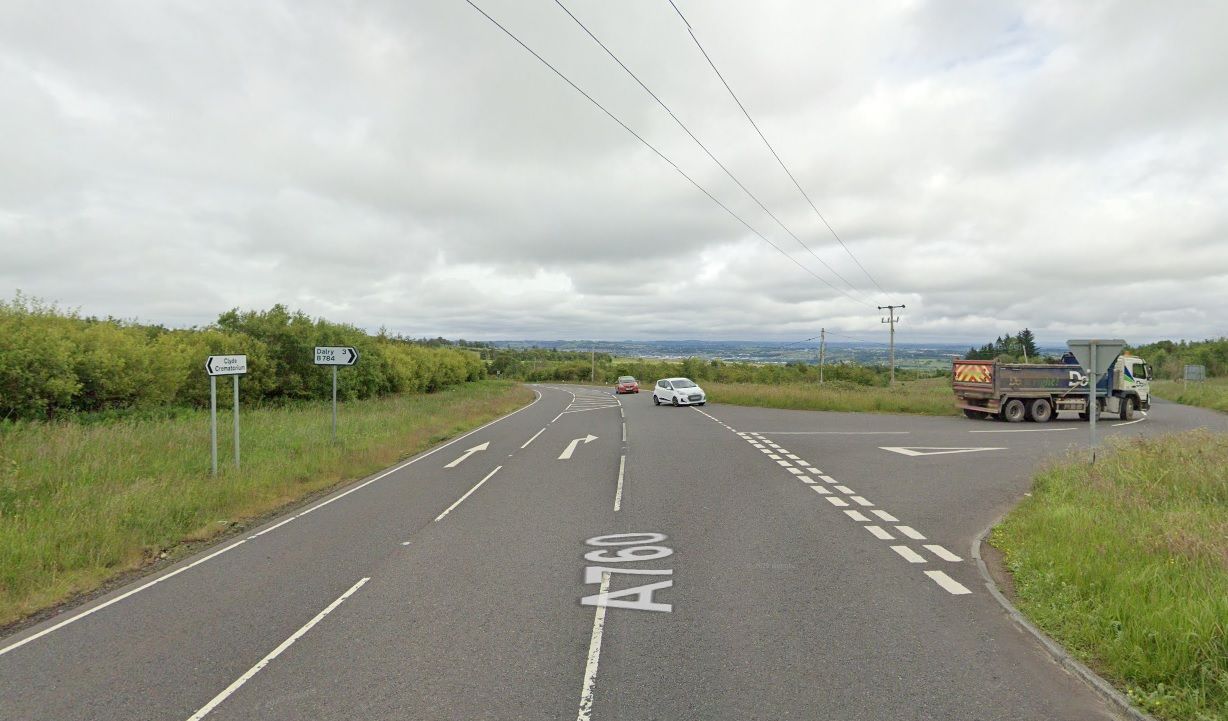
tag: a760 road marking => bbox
[580,533,673,613]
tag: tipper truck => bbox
[952,353,1152,423]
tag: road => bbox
[1,386,1222,720]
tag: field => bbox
[1152,378,1228,413]
[0,381,533,626]
[705,377,957,416]
[991,432,1228,720]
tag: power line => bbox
[665,0,889,297]
[463,0,874,309]
[552,0,869,303]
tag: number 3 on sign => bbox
[580,533,674,613]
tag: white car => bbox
[653,377,706,406]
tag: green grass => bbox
[706,377,957,416]
[1153,378,1228,413]
[991,431,1228,720]
[0,381,533,626]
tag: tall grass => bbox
[1153,378,1228,414]
[706,377,957,416]
[0,381,533,626]
[991,431,1228,720]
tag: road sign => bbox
[1184,364,1206,381]
[314,347,359,366]
[205,355,247,376]
[1065,339,1125,376]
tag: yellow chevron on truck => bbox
[954,363,992,384]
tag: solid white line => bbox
[521,427,546,449]
[756,431,911,435]
[1112,418,1146,427]
[925,570,972,595]
[1,539,247,658]
[551,412,564,423]
[826,496,849,507]
[576,572,611,721]
[247,516,296,539]
[896,526,926,540]
[614,456,625,512]
[865,525,894,540]
[434,466,502,522]
[834,485,854,495]
[811,485,831,495]
[924,544,963,562]
[844,510,870,522]
[185,577,369,720]
[969,427,1074,433]
[850,496,874,507]
[891,546,927,563]
[871,510,899,523]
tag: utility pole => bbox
[818,328,826,384]
[591,345,595,384]
[879,304,905,385]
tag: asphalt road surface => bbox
[2,386,1223,720]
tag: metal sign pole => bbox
[332,365,338,441]
[1088,342,1097,460]
[233,375,241,470]
[210,375,218,476]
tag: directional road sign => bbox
[205,355,247,376]
[315,346,359,366]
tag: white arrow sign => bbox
[314,346,359,366]
[559,434,598,460]
[444,442,489,468]
[205,355,247,376]
[880,446,1005,457]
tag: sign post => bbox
[314,347,359,440]
[1066,339,1125,461]
[205,355,248,475]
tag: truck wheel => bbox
[1027,398,1053,423]
[1001,399,1026,423]
[1119,396,1135,421]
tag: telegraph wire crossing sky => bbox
[0,1,1225,344]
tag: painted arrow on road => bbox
[558,435,598,460]
[445,442,489,468]
[880,446,1005,457]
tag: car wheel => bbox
[671,397,679,407]
[653,395,660,406]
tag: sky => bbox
[2,0,1225,345]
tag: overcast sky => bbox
[2,1,1225,345]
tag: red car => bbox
[614,376,640,394]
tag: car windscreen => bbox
[618,377,635,383]
[673,380,696,388]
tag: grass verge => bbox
[0,380,533,627]
[1153,378,1228,414]
[991,431,1228,720]
[706,377,957,416]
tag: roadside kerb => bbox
[972,512,1157,721]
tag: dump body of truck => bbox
[953,354,1152,423]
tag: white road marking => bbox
[896,526,926,540]
[787,468,805,475]
[400,541,412,546]
[891,546,927,563]
[796,461,811,467]
[925,570,972,595]
[844,510,870,522]
[785,454,800,460]
[559,434,599,460]
[521,427,546,449]
[968,428,1074,434]
[850,496,874,507]
[834,485,854,494]
[871,510,898,522]
[880,446,1005,457]
[826,496,849,507]
[819,475,837,483]
[751,443,764,448]
[759,448,774,454]
[551,412,564,423]
[1112,418,1146,427]
[798,476,814,483]
[444,441,491,468]
[811,485,831,495]
[924,545,963,562]
[576,571,611,721]
[767,454,782,460]
[614,456,625,512]
[247,516,296,539]
[865,525,894,540]
[434,466,502,522]
[757,431,911,435]
[185,577,369,720]
[776,460,793,467]
[621,422,626,442]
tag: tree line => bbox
[0,296,484,421]
[964,329,1042,361]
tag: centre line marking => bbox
[844,510,870,522]
[834,485,854,494]
[925,570,972,595]
[871,510,899,523]
[622,422,626,442]
[850,496,874,507]
[891,546,926,563]
[776,460,793,467]
[614,455,626,512]
[811,485,831,495]
[185,577,369,720]
[768,454,781,460]
[865,526,895,540]
[522,427,546,449]
[819,475,837,483]
[826,496,849,507]
[798,476,814,483]
[434,466,502,522]
[576,571,611,721]
[924,545,963,562]
[787,468,805,475]
[896,526,926,540]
